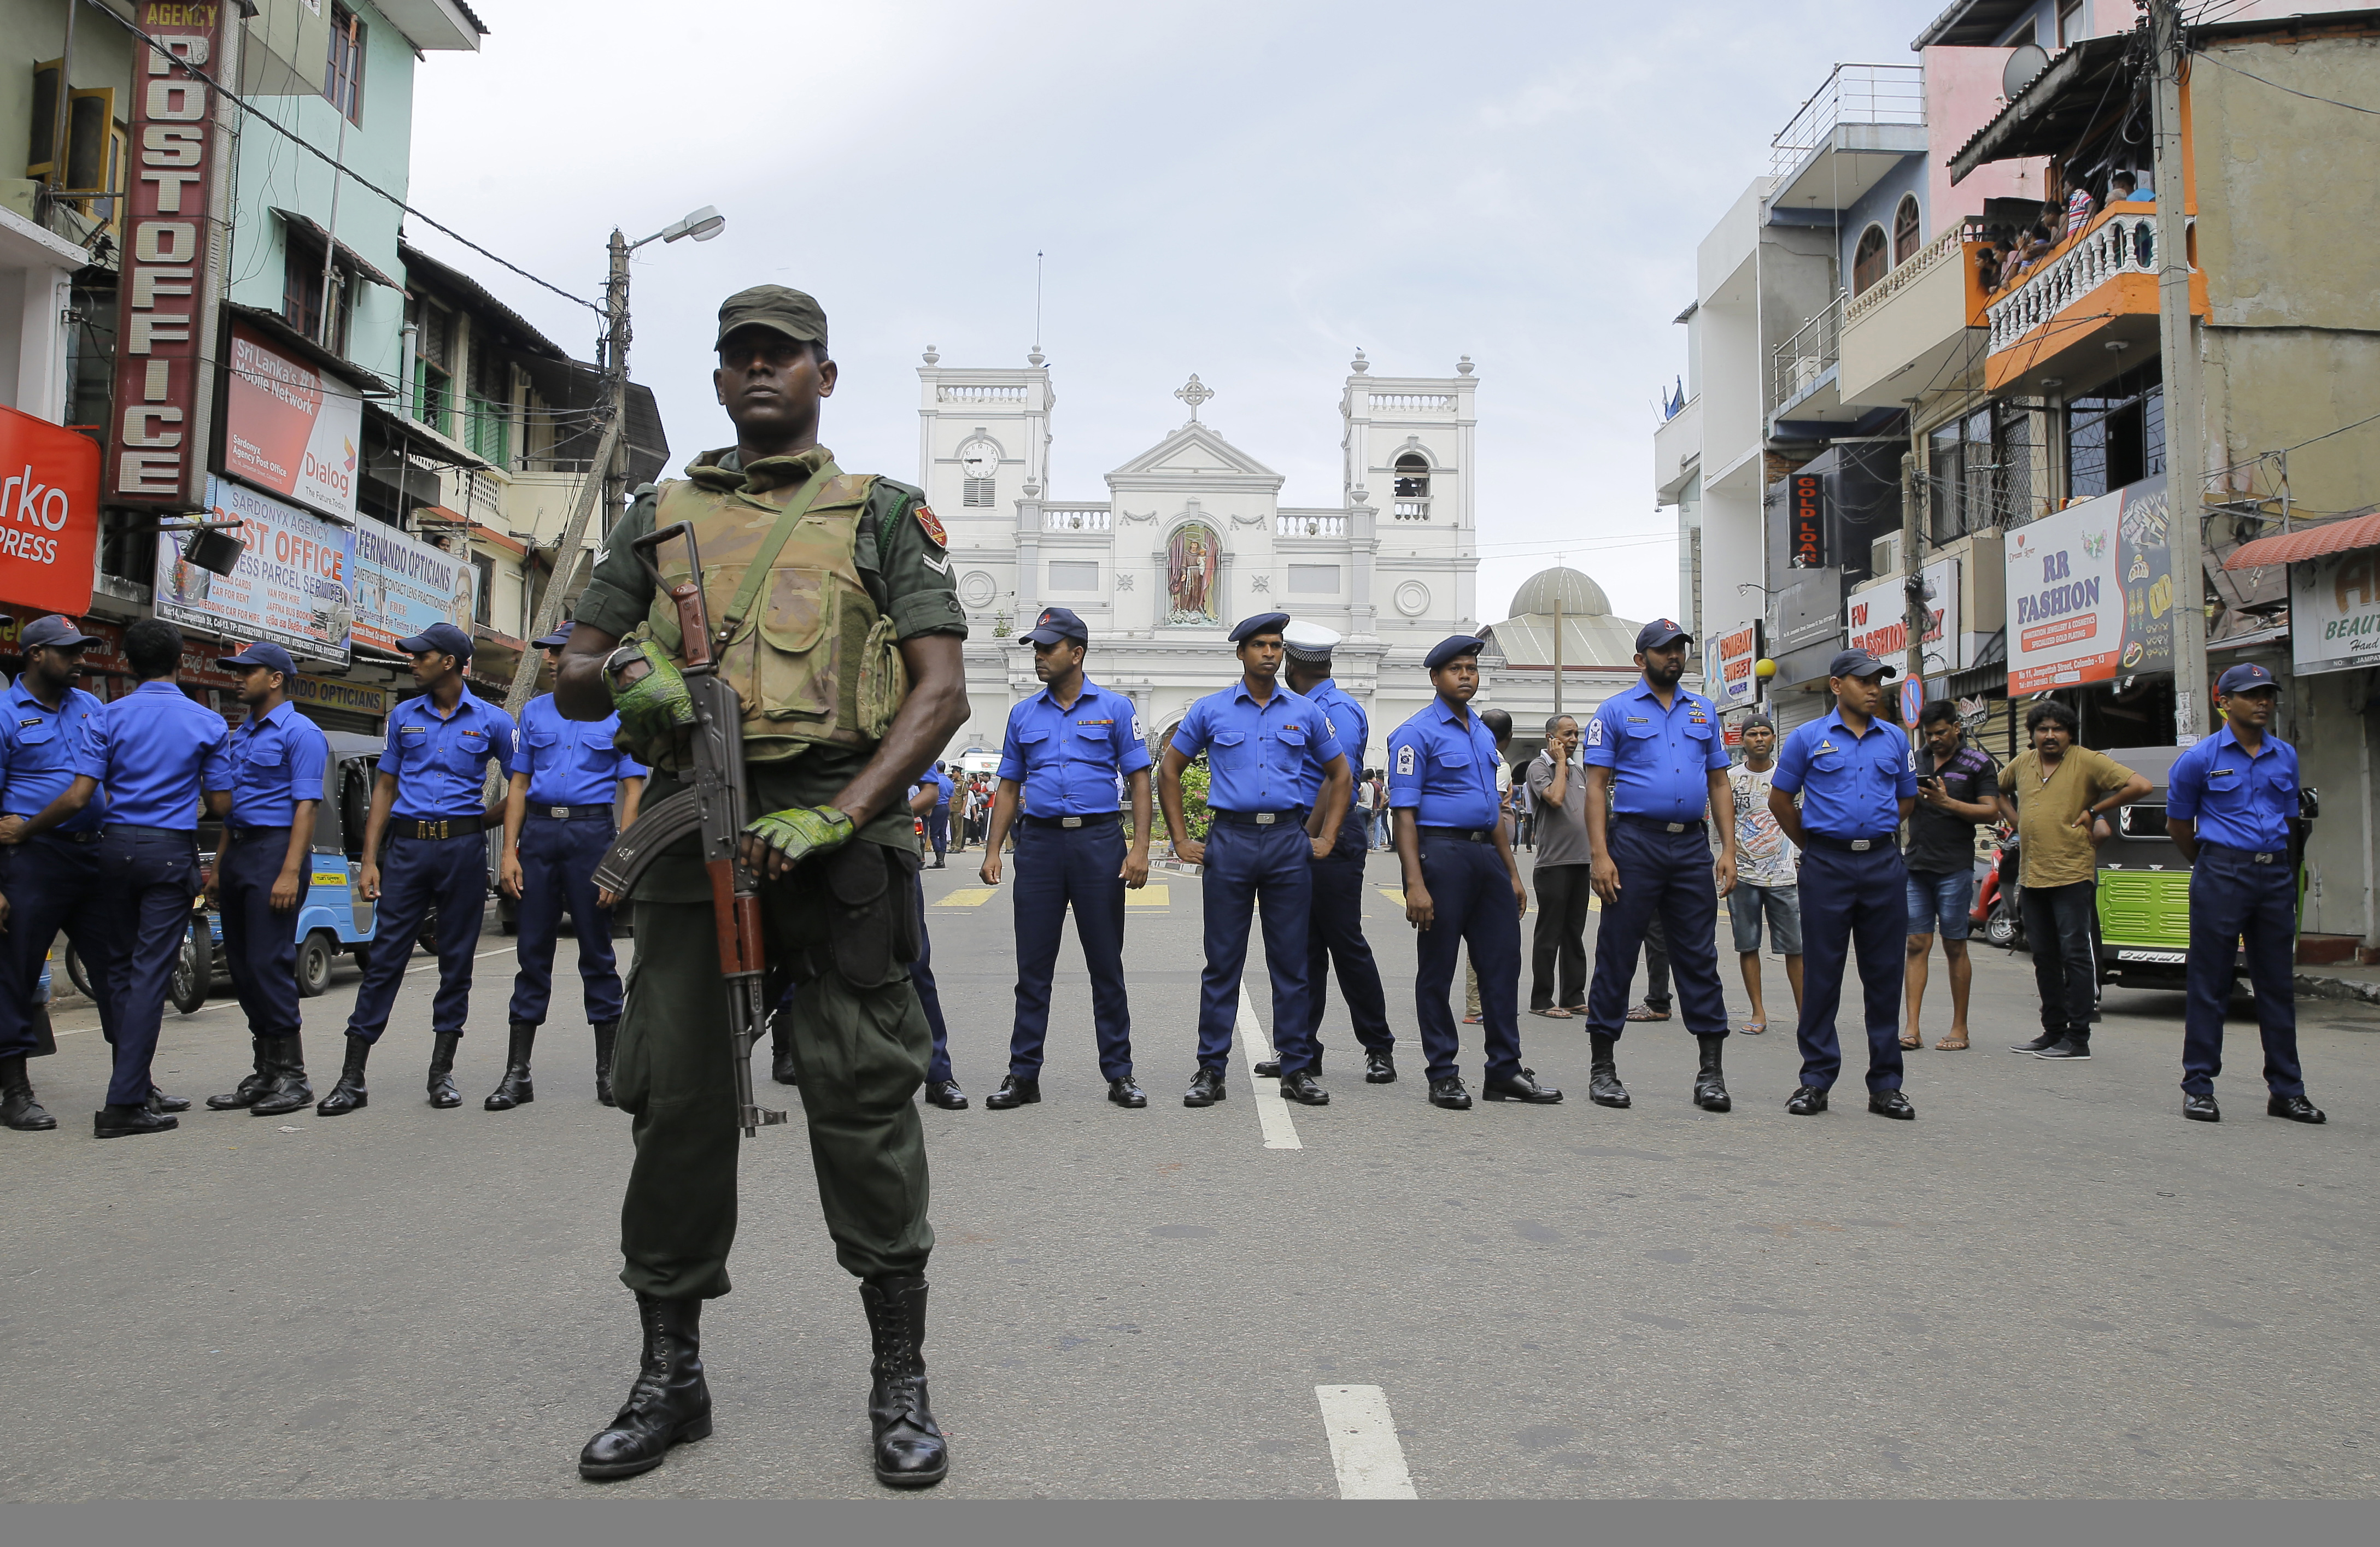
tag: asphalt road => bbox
[6,845,2378,1500]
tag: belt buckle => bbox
[435,819,449,839]
[2254,851,2276,864]
[1664,821,1684,834]
[1850,838,1872,852]
[550,806,570,820]
[1255,813,1276,826]
[1062,816,1083,829]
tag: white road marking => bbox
[1316,1385,1417,1498]
[1236,983,1302,1151]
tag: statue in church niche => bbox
[1166,522,1220,624]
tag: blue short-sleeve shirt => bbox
[1386,697,1504,830]
[513,695,644,809]
[919,766,953,808]
[1770,709,1918,838]
[0,678,108,835]
[1582,679,1730,824]
[384,689,517,819]
[997,677,1150,817]
[80,679,235,830]
[1170,681,1343,813]
[228,699,331,827]
[2167,724,2296,850]
[1304,679,1370,774]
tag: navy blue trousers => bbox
[97,826,201,1108]
[927,807,949,863]
[1196,819,1315,1075]
[911,867,954,1085]
[1584,819,1727,1037]
[506,815,623,1027]
[2183,844,2303,1099]
[1302,815,1392,1060]
[1007,819,1133,1081]
[1412,836,1523,1083]
[0,835,116,1060]
[219,830,308,1040]
[349,829,488,1042]
[1793,842,1907,1093]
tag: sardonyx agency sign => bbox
[155,477,354,664]
[0,405,100,615]
[224,322,362,521]
[2004,475,2173,694]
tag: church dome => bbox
[1509,566,1609,619]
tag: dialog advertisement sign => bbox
[2291,549,2380,677]
[1844,556,1962,676]
[155,478,354,663]
[223,321,362,521]
[2004,475,2172,694]
[0,404,101,615]
[350,520,476,654]
[1709,618,1761,709]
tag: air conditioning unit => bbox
[1871,533,1902,576]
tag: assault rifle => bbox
[590,521,787,1138]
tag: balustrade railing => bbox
[1393,500,1431,521]
[1277,514,1346,537]
[1368,393,1452,411]
[1985,205,2165,354]
[938,385,1025,402]
[1042,507,1110,531]
[1843,218,1987,326]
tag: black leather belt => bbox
[395,816,486,840]
[1022,810,1121,830]
[29,829,102,845]
[529,804,614,822]
[1801,831,1897,853]
[1210,808,1310,828]
[227,825,292,842]
[101,824,191,839]
[2205,842,2285,864]
[1617,813,1706,836]
[1419,825,1497,843]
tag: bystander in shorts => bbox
[1728,883,1802,956]
[1905,868,1975,941]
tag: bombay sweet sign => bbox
[1708,619,1760,709]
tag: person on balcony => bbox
[2111,170,2152,204]
[2062,170,2097,236]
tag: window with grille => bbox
[282,230,352,353]
[465,343,511,467]
[471,552,494,626]
[962,478,995,507]
[1852,225,1889,295]
[326,4,366,125]
[1893,195,1921,266]
[2065,361,2164,503]
[412,301,453,436]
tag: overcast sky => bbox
[407,0,1916,626]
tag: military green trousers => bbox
[610,847,935,1300]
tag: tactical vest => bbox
[640,461,908,764]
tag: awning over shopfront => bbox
[2224,508,2380,570]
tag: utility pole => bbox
[1551,553,1564,717]
[1902,402,1926,698]
[2150,0,2208,746]
[600,227,632,544]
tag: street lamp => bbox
[648,205,726,246]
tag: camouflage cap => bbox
[715,285,828,352]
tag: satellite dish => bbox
[2003,43,2051,101]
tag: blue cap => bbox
[1635,618,1691,651]
[532,623,574,649]
[1826,648,1897,680]
[2217,662,2279,695]
[1424,635,1487,671]
[396,621,475,661]
[1229,612,1292,644]
[221,641,298,677]
[17,614,100,651]
[1021,606,1088,646]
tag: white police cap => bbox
[1281,620,1342,661]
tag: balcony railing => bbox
[939,384,1025,402]
[1844,218,1988,327]
[1278,513,1346,537]
[1985,204,2162,354]
[1393,500,1431,521]
[1042,507,1110,531]
[1368,392,1453,411]
[1769,63,1925,181]
[1771,293,1844,414]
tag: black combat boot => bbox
[769,1005,798,1086]
[593,1020,618,1107]
[485,1023,536,1110]
[427,1031,462,1108]
[1693,1032,1731,1113]
[1588,1032,1631,1109]
[251,1033,313,1117]
[1,1054,56,1131]
[859,1275,949,1488]
[207,1037,273,1110]
[316,1034,371,1116]
[578,1293,712,1481]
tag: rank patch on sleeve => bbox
[914,503,948,548]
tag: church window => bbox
[1893,195,1921,267]
[1393,454,1430,499]
[1047,561,1099,591]
[1852,225,1889,295]
[1288,565,1340,595]
[963,479,995,507]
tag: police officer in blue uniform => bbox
[495,625,647,1111]
[977,606,1152,1110]
[1767,649,1919,1119]
[318,621,517,1116]
[10,619,232,1137]
[920,762,953,869]
[0,614,116,1132]
[203,643,331,1119]
[1264,620,1396,1085]
[1159,613,1351,1109]
[1579,620,1737,1111]
[2166,662,2325,1126]
[1388,636,1562,1110]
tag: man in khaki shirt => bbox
[1995,702,2152,1060]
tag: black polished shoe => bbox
[250,1032,314,1117]
[923,1079,969,1110]
[1868,1089,1916,1120]
[426,1031,463,1108]
[1107,1077,1147,1108]
[95,1102,177,1138]
[208,1037,273,1110]
[578,1293,712,1481]
[1182,1067,1227,1107]
[1786,1084,1829,1116]
[2010,1032,2062,1053]
[485,1023,537,1110]
[984,1075,1040,1110]
[1,1054,57,1131]
[1279,1069,1330,1105]
[860,1275,948,1488]
[1587,1032,1630,1109]
[1364,1050,1396,1084]
[1484,1070,1564,1103]
[1428,1075,1472,1110]
[2183,1092,2221,1122]
[146,1087,191,1115]
[2268,1093,2327,1124]
[315,1034,371,1116]
[2034,1038,2091,1061]
[1692,1032,1731,1113]
[1252,1058,1281,1079]
[593,1020,618,1108]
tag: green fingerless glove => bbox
[609,638,697,758]
[743,804,855,867]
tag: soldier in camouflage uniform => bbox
[555,286,970,1489]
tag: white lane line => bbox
[1235,982,1302,1151]
[1316,1385,1417,1498]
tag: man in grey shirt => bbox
[1525,714,1594,1016]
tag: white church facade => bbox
[918,349,1488,769]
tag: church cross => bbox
[1174,374,1215,421]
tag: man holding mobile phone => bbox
[1902,701,2000,1052]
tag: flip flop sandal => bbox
[1625,1004,1669,1022]
[1740,1021,1767,1036]
[1899,1033,1922,1050]
[1935,1035,1971,1051]
[1530,1007,1573,1019]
